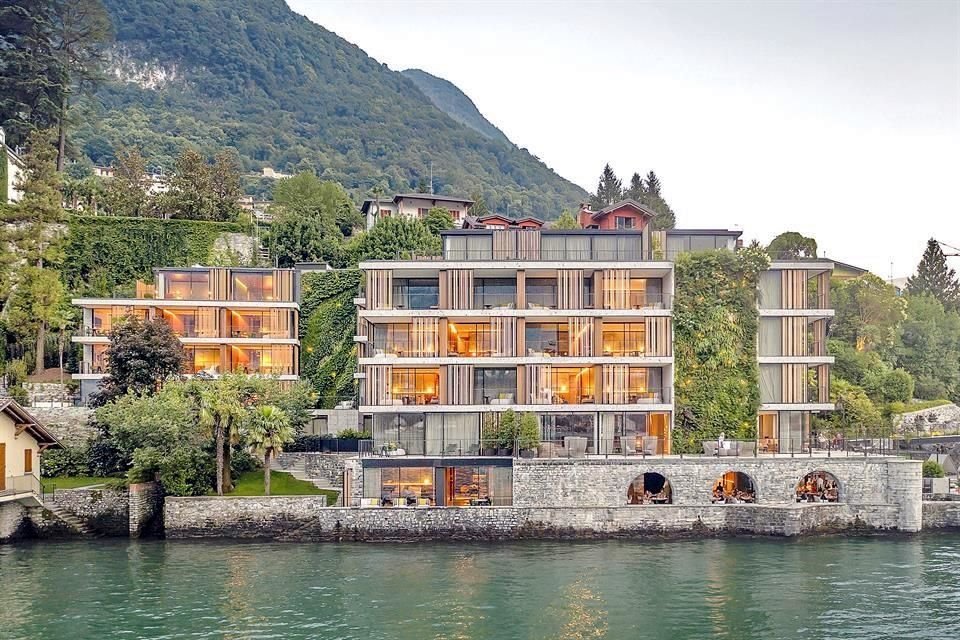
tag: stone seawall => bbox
[164,499,900,541]
[34,487,130,537]
[922,501,960,529]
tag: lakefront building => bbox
[352,201,835,506]
[72,267,300,401]
[361,193,474,229]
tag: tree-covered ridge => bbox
[402,69,511,145]
[68,0,588,219]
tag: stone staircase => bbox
[272,457,340,503]
[45,502,101,538]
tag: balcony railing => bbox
[0,473,42,500]
[79,362,108,374]
[601,292,672,310]
[440,249,649,262]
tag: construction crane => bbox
[935,240,960,258]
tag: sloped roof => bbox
[0,399,62,447]
[590,199,656,220]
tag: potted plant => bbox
[481,413,497,456]
[517,412,540,458]
[497,409,517,456]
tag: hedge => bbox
[62,215,247,295]
[672,246,770,452]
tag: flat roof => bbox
[667,228,743,237]
[441,228,645,236]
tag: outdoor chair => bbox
[641,436,659,456]
[444,443,460,456]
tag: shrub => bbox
[517,413,540,451]
[336,428,371,439]
[923,460,946,478]
[41,446,91,477]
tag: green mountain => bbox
[72,0,588,218]
[402,69,510,145]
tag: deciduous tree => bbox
[831,274,905,353]
[94,316,185,405]
[423,206,454,235]
[767,231,818,259]
[551,210,579,230]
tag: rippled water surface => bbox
[2,536,960,639]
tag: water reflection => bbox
[2,537,960,639]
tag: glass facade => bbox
[390,368,440,405]
[373,323,414,356]
[161,307,219,338]
[525,323,569,356]
[183,346,221,375]
[601,323,646,356]
[473,368,517,405]
[363,464,512,506]
[473,278,516,309]
[226,309,292,339]
[393,279,440,310]
[232,271,275,302]
[230,345,296,375]
[599,412,669,455]
[447,323,493,357]
[540,413,596,450]
[525,278,557,309]
[163,271,210,300]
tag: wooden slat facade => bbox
[412,317,440,357]
[490,317,517,356]
[781,364,807,403]
[557,269,584,310]
[780,270,808,310]
[443,269,474,310]
[781,317,806,357]
[810,319,826,356]
[816,271,831,309]
[601,364,629,404]
[644,317,672,357]
[525,364,552,404]
[816,364,830,403]
[445,364,474,405]
[367,270,393,310]
[568,317,594,357]
[602,269,631,309]
[364,364,392,406]
[272,269,294,301]
[211,268,230,300]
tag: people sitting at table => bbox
[796,474,839,503]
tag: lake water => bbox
[2,536,959,639]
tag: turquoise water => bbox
[2,536,959,639]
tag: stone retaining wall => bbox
[40,487,130,537]
[921,502,960,529]
[512,457,922,531]
[164,499,900,541]
[27,406,96,447]
[0,502,30,542]
[129,482,163,538]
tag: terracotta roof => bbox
[392,193,474,205]
[590,199,656,221]
[0,399,62,447]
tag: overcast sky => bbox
[289,0,959,278]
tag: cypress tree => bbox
[907,239,960,310]
[645,170,662,197]
[625,172,644,200]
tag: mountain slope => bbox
[72,0,587,218]
[402,69,510,145]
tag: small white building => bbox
[360,193,474,230]
[1,128,24,204]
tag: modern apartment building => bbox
[355,224,675,500]
[352,204,835,504]
[72,267,300,401]
[360,193,474,229]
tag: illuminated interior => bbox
[89,344,109,373]
[601,412,669,454]
[232,271,275,302]
[227,309,290,338]
[447,323,492,357]
[602,323,646,356]
[164,271,211,300]
[183,347,221,375]
[377,467,435,506]
[541,367,595,404]
[230,345,295,375]
[390,368,440,405]
[525,323,569,356]
[162,308,219,338]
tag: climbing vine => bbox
[672,246,770,452]
[299,269,361,408]
[62,215,247,295]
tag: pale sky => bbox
[289,0,960,278]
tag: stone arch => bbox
[711,470,758,503]
[796,470,841,503]
[626,471,673,505]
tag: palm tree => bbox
[198,378,247,495]
[245,405,294,496]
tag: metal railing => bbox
[440,249,651,262]
[0,474,43,500]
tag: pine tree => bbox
[0,1,68,146]
[644,170,662,197]
[625,172,644,200]
[590,163,622,209]
[13,128,64,265]
[907,239,960,310]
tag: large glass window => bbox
[602,323,646,356]
[364,466,435,506]
[393,278,439,310]
[473,368,517,405]
[163,271,210,300]
[540,414,595,451]
[227,309,292,339]
[600,412,669,455]
[758,317,782,356]
[474,278,516,309]
[758,271,781,309]
[759,364,781,403]
[372,413,427,455]
[447,323,492,357]
[526,278,557,309]
[525,323,569,356]
[183,347,221,375]
[390,368,440,405]
[546,367,595,404]
[446,466,513,506]
[87,344,109,374]
[445,235,492,260]
[425,413,481,455]
[230,345,295,375]
[232,271,275,301]
[592,235,643,261]
[373,324,413,356]
[161,308,219,338]
[627,367,664,403]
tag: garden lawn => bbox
[43,476,118,490]
[221,470,340,503]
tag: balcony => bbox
[0,473,43,504]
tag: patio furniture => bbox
[538,442,557,458]
[621,439,637,456]
[444,443,460,456]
